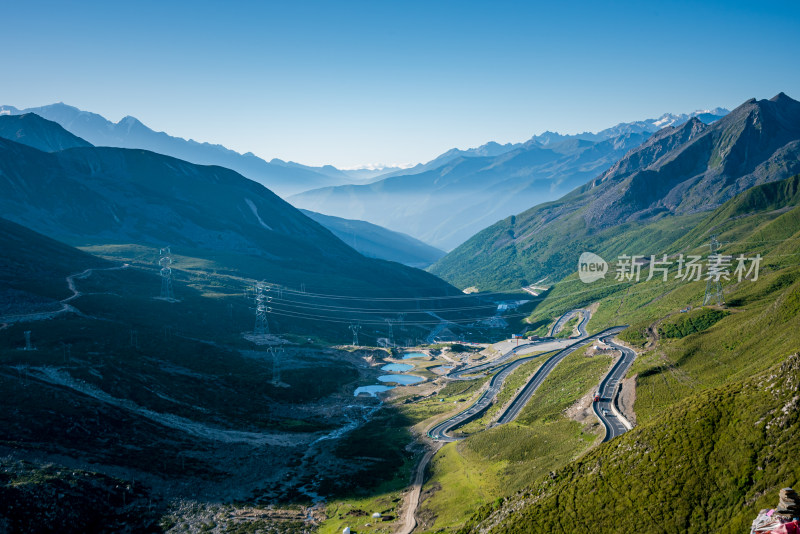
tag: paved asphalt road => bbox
[448,340,544,380]
[593,337,637,441]
[450,309,592,381]
[576,310,590,337]
[429,325,625,441]
[427,349,555,442]
[494,326,624,425]
[548,308,590,337]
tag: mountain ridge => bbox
[430,93,800,290]
[0,103,350,197]
[0,113,92,152]
[299,210,445,268]
[0,124,463,310]
[291,132,652,250]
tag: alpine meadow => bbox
[1,2,799,533]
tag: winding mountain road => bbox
[494,326,625,425]
[448,309,591,381]
[548,308,590,337]
[427,349,556,442]
[428,322,626,441]
[0,265,129,325]
[447,340,546,380]
[592,337,637,441]
[397,442,442,534]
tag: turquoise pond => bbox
[353,360,426,395]
[377,374,425,385]
[381,363,414,372]
[402,352,428,359]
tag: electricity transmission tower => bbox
[385,318,395,347]
[398,313,406,331]
[159,247,174,300]
[703,235,725,306]
[349,323,362,346]
[253,282,271,336]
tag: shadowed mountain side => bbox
[0,133,462,306]
[0,113,92,152]
[0,103,351,197]
[300,210,445,268]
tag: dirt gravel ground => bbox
[618,374,638,426]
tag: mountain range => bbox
[0,106,448,267]
[376,107,730,181]
[0,103,357,197]
[0,113,464,317]
[291,132,650,250]
[289,110,729,250]
[430,93,800,290]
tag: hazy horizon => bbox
[3,0,799,167]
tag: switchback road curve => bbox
[429,326,625,441]
[494,326,625,425]
[592,337,637,441]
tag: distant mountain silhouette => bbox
[0,103,352,197]
[291,132,650,250]
[0,113,92,152]
[290,109,728,250]
[430,93,800,289]
[300,210,445,268]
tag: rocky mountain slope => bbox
[431,93,800,290]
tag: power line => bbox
[272,287,514,301]
[267,296,498,313]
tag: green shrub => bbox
[658,308,729,339]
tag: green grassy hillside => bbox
[418,343,612,531]
[460,350,800,533]
[448,176,800,533]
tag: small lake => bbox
[354,385,394,396]
[381,363,414,372]
[377,374,425,385]
[402,352,428,359]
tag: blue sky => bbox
[3,0,799,167]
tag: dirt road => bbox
[397,442,442,534]
[0,265,128,325]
